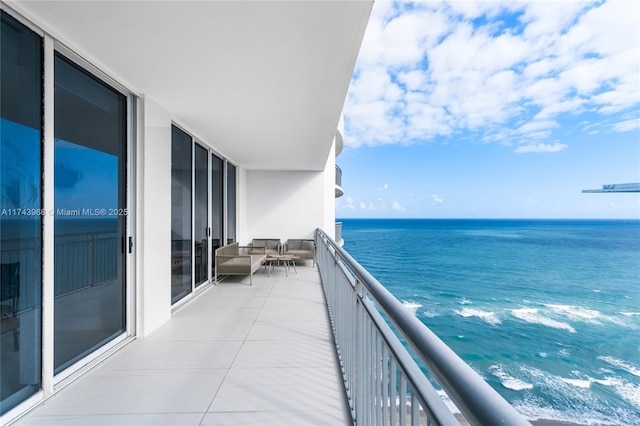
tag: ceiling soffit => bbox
[11,0,372,171]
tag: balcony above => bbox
[582,182,640,193]
[335,118,344,157]
[335,165,344,198]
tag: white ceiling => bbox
[10,0,372,170]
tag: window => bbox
[172,128,239,302]
[53,53,127,373]
[194,143,208,286]
[0,10,43,414]
[171,126,192,304]
[211,153,224,254]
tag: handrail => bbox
[316,228,530,426]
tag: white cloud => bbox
[391,201,404,211]
[379,183,389,191]
[397,70,427,91]
[613,118,640,133]
[514,142,568,154]
[534,98,586,121]
[516,120,559,137]
[432,194,443,205]
[345,1,640,149]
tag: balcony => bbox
[582,182,640,193]
[335,165,344,198]
[14,230,530,426]
[15,265,351,425]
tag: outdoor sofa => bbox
[215,242,266,285]
[248,238,281,256]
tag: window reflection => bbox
[171,126,192,303]
[53,53,127,373]
[211,154,224,272]
[194,144,208,286]
[0,11,43,414]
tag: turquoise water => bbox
[341,219,640,425]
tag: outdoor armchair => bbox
[283,239,316,267]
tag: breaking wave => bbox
[455,307,501,326]
[511,308,576,333]
[402,300,421,314]
[489,364,534,391]
[599,356,640,377]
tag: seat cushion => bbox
[285,249,313,259]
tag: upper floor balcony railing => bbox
[335,221,343,247]
[582,182,640,193]
[316,228,531,426]
[335,165,344,198]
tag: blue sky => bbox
[337,0,640,219]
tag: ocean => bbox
[340,219,640,425]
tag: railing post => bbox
[355,278,364,425]
[381,344,388,426]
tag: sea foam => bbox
[611,380,640,409]
[598,356,640,377]
[559,377,593,388]
[511,308,576,333]
[545,304,601,322]
[455,307,501,326]
[490,365,534,391]
[402,301,421,314]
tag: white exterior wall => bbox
[137,97,172,336]
[237,167,249,244]
[244,166,335,244]
[323,138,337,239]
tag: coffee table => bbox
[264,254,299,277]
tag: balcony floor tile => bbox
[16,265,351,426]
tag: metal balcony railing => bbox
[316,228,530,426]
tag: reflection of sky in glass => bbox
[54,139,117,214]
[1,118,118,216]
[1,118,40,209]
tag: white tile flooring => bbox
[17,264,352,426]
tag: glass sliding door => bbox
[226,163,237,244]
[171,126,192,303]
[0,11,43,414]
[171,135,236,297]
[211,154,224,269]
[53,54,127,373]
[194,143,208,286]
